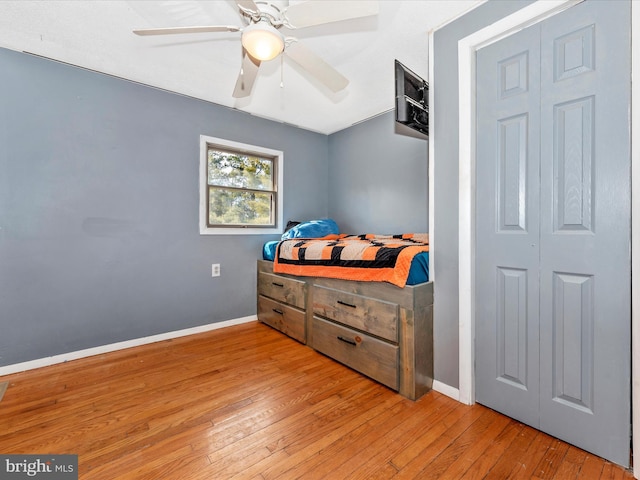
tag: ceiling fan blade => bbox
[235,0,259,13]
[285,42,348,93]
[233,49,261,98]
[284,0,378,29]
[133,25,240,36]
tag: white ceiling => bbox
[0,0,481,134]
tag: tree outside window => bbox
[207,149,275,226]
[199,136,283,235]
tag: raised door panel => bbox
[495,267,529,390]
[550,273,594,413]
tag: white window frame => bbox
[199,135,284,235]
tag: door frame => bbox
[451,0,638,475]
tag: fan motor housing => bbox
[249,1,288,26]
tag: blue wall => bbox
[328,112,428,234]
[0,48,329,366]
[0,48,429,369]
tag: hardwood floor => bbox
[0,321,633,479]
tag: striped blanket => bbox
[273,234,429,287]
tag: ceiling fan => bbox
[133,0,378,98]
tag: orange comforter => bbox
[273,233,429,287]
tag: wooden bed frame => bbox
[257,259,434,400]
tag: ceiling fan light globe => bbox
[241,23,284,61]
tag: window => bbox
[199,135,283,235]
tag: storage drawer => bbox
[258,295,306,343]
[258,272,306,309]
[312,286,398,342]
[311,316,399,390]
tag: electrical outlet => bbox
[211,264,220,277]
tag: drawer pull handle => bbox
[272,282,284,288]
[337,336,357,346]
[272,308,284,315]
[337,300,357,309]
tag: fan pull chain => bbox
[280,55,284,88]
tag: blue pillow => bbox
[262,241,279,261]
[281,219,340,240]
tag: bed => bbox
[256,219,434,400]
[262,219,429,288]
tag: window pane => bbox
[208,188,274,226]
[208,150,273,190]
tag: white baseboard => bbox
[0,315,257,377]
[432,380,461,402]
